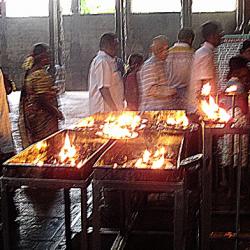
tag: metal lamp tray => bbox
[3,129,114,180]
[93,132,190,182]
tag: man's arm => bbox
[100,87,118,111]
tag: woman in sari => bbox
[19,43,63,148]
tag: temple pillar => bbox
[181,0,192,28]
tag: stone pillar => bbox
[49,0,57,72]
[235,0,250,33]
[57,0,65,67]
[71,0,80,14]
[180,0,192,28]
[245,0,250,33]
[235,0,244,32]
[115,0,124,60]
[124,0,144,57]
[69,0,83,90]
[124,0,131,58]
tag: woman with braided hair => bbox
[19,43,63,148]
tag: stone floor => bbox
[4,92,250,250]
[5,91,89,250]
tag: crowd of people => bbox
[88,20,250,117]
[88,20,250,188]
[1,20,250,175]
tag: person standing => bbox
[19,43,63,148]
[188,21,223,113]
[0,68,15,164]
[88,33,124,115]
[124,53,144,110]
[138,35,176,111]
[165,28,195,110]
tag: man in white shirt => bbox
[165,28,195,110]
[88,33,124,115]
[188,21,223,112]
[0,68,15,164]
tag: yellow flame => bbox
[218,107,231,122]
[143,150,151,162]
[134,147,173,169]
[166,111,189,127]
[151,154,165,169]
[98,112,141,139]
[201,82,212,96]
[225,85,237,93]
[200,95,231,123]
[37,161,44,167]
[77,116,95,127]
[35,141,47,150]
[59,134,77,164]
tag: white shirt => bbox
[88,50,124,115]
[0,70,14,154]
[188,42,218,112]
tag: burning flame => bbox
[35,141,47,151]
[200,83,231,123]
[225,85,237,93]
[29,141,48,166]
[116,113,141,130]
[166,111,189,128]
[201,82,212,96]
[76,116,95,127]
[97,112,141,139]
[58,134,77,166]
[134,147,174,169]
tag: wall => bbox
[0,11,236,90]
[2,17,49,87]
[126,12,180,57]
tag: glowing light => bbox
[200,82,231,123]
[225,85,237,93]
[166,111,189,128]
[35,141,47,151]
[97,112,141,139]
[201,82,212,96]
[77,116,95,128]
[6,0,72,17]
[192,0,236,12]
[59,134,77,166]
[133,147,174,169]
[200,96,231,123]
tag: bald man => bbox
[138,35,176,111]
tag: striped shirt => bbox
[138,56,172,111]
[165,42,194,89]
[165,42,194,110]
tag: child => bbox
[124,54,143,110]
